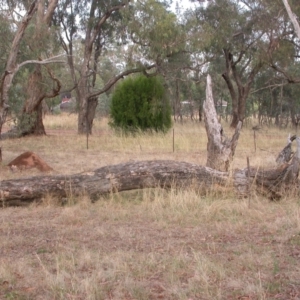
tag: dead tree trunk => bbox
[204,75,242,172]
[234,137,300,199]
[1,148,299,207]
[1,136,300,206]
[0,160,229,207]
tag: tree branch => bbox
[17,55,65,69]
[282,0,300,40]
[90,1,129,49]
[88,64,156,99]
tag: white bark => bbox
[203,75,242,172]
[282,0,300,40]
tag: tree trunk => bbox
[87,97,98,132]
[19,0,59,136]
[203,75,242,172]
[0,160,229,207]
[76,31,92,135]
[230,111,240,129]
[1,150,300,207]
[77,96,90,134]
[222,48,262,128]
[282,0,300,40]
[21,65,46,135]
[22,102,46,135]
[0,0,39,135]
[78,96,98,135]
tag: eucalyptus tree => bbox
[20,0,61,136]
[0,0,41,135]
[55,0,176,135]
[190,0,296,128]
[0,0,64,137]
[12,0,63,135]
[282,0,300,40]
[268,0,300,84]
[246,0,300,126]
[129,2,206,122]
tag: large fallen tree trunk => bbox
[0,160,229,207]
[1,151,300,207]
[1,135,300,207]
[234,136,300,199]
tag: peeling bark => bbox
[1,147,300,207]
[0,160,229,207]
[203,75,242,172]
[0,0,39,135]
[21,0,60,136]
[234,137,300,199]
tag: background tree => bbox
[0,0,39,135]
[190,0,297,128]
[55,0,168,135]
[282,0,300,40]
[124,0,202,123]
[0,0,64,137]
[19,0,61,136]
[268,0,300,84]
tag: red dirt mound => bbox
[7,151,53,172]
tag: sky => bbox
[170,0,198,14]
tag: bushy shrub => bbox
[109,75,172,133]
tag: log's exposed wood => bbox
[1,145,299,207]
[276,134,296,165]
[0,160,229,207]
[235,137,300,199]
[203,75,242,172]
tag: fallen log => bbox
[1,154,300,207]
[276,134,296,165]
[0,160,229,207]
[234,136,300,199]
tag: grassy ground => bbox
[0,114,300,299]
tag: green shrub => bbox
[109,75,172,133]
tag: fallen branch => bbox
[0,160,229,207]
[1,153,300,207]
[235,137,300,199]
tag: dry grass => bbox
[1,114,300,299]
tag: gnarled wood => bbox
[1,150,300,207]
[0,160,229,207]
[204,75,242,172]
[276,134,296,165]
[234,137,300,199]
